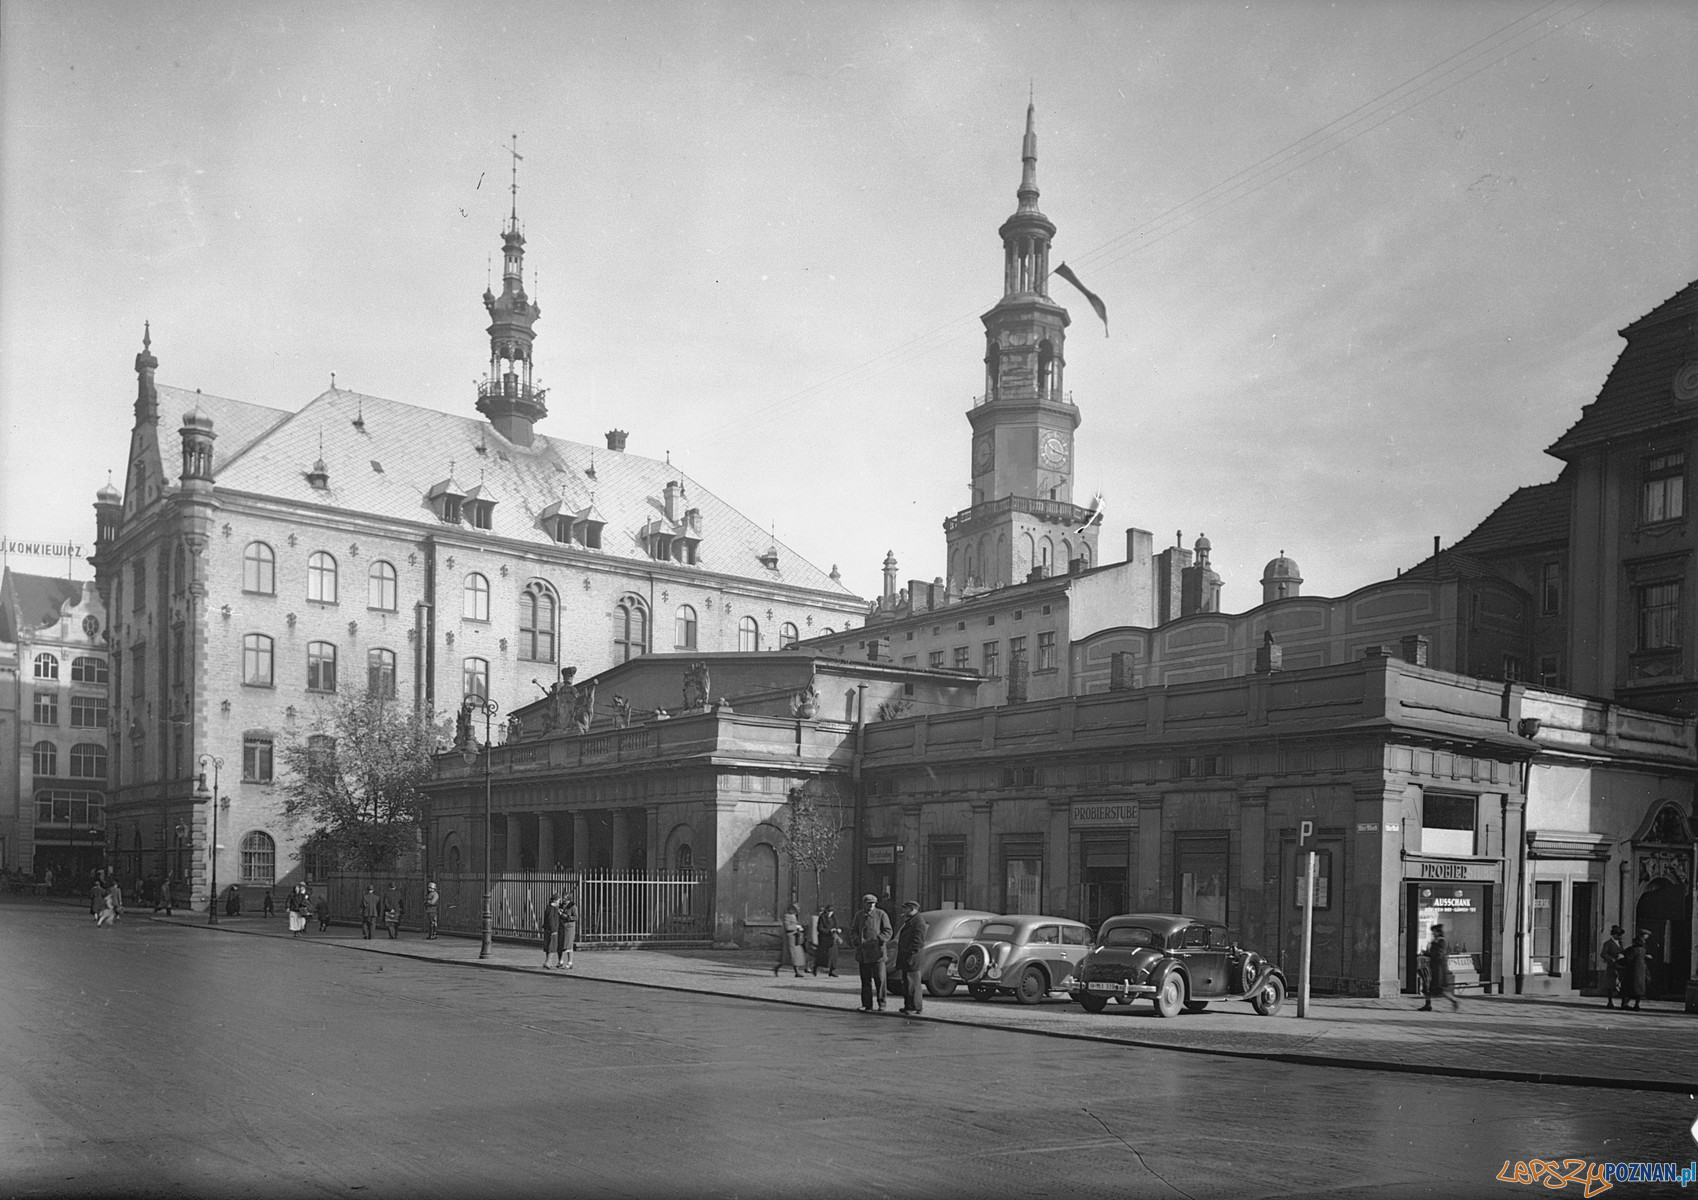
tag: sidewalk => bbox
[154,914,1696,1093]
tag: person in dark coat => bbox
[557,889,578,969]
[262,888,276,918]
[358,885,380,940]
[1619,930,1650,1011]
[382,884,404,939]
[894,901,928,1015]
[225,884,243,917]
[1418,923,1458,1012]
[812,906,840,977]
[541,892,562,969]
[773,902,805,978]
[849,893,892,1012]
[424,882,440,940]
[313,890,331,932]
[1599,925,1625,1007]
[286,883,310,937]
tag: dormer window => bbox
[542,500,606,549]
[427,476,466,524]
[463,484,498,531]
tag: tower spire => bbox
[1018,98,1040,213]
[507,132,523,226]
[477,134,547,446]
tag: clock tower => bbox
[945,103,1098,593]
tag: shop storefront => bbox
[1404,857,1499,993]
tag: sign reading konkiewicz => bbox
[1071,801,1139,828]
[3,537,86,558]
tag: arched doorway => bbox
[1635,877,1691,999]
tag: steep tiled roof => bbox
[154,385,293,474]
[195,386,851,595]
[1548,280,1698,457]
[0,570,84,642]
[1447,473,1571,558]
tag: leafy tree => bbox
[783,785,845,908]
[279,692,437,875]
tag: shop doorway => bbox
[1081,838,1129,927]
[1569,881,1599,992]
[1635,878,1692,999]
[1406,882,1493,993]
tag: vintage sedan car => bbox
[1067,913,1286,1017]
[955,914,1095,1004]
[902,909,998,997]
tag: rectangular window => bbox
[70,696,107,728]
[1637,581,1681,650]
[1642,451,1685,524]
[71,656,108,684]
[1293,848,1332,910]
[930,843,966,910]
[1502,655,1521,681]
[1037,630,1056,671]
[928,650,945,669]
[243,635,275,687]
[982,641,1000,677]
[953,645,970,669]
[1531,880,1559,974]
[1540,562,1562,616]
[1174,834,1230,925]
[306,643,338,692]
[1538,655,1562,688]
[243,737,274,783]
[1421,793,1477,856]
[1008,635,1027,675]
[900,654,918,667]
[463,657,489,702]
[33,692,58,725]
[367,648,396,699]
[1004,853,1042,914]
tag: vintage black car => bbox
[1067,913,1287,1017]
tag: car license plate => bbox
[1086,982,1123,993]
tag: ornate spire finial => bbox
[1018,97,1039,211]
[508,133,523,226]
[143,320,151,350]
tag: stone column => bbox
[610,809,630,875]
[1137,795,1164,909]
[537,814,555,874]
[505,813,522,872]
[900,804,922,905]
[969,801,993,910]
[573,811,589,873]
[1354,781,1414,998]
[1047,798,1072,917]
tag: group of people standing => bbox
[774,895,929,1017]
[1599,924,1653,1010]
[539,889,578,969]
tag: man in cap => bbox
[848,892,892,1012]
[1599,924,1625,1008]
[425,881,440,940]
[1418,922,1458,1012]
[894,901,928,1016]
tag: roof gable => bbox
[1548,280,1698,457]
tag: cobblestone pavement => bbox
[155,913,1697,1092]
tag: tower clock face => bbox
[974,434,995,473]
[1038,429,1070,470]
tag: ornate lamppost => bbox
[460,698,499,960]
[195,754,223,925]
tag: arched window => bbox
[240,831,276,886]
[675,605,698,651]
[367,648,396,698]
[779,622,799,650]
[614,596,648,662]
[71,656,108,684]
[739,616,760,652]
[446,843,462,875]
[1040,537,1053,573]
[306,641,338,692]
[519,582,556,662]
[674,843,693,872]
[242,634,274,686]
[32,740,56,777]
[463,573,490,622]
[745,843,778,922]
[368,561,397,611]
[33,653,58,680]
[463,657,489,701]
[243,542,275,594]
[307,551,338,603]
[70,743,106,779]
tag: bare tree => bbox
[279,692,437,875]
[783,785,845,909]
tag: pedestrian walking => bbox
[1599,924,1625,1007]
[359,884,379,940]
[1418,923,1458,1011]
[108,880,124,923]
[849,892,892,1012]
[225,884,243,917]
[425,882,440,940]
[382,883,404,939]
[773,902,805,978]
[314,890,331,932]
[262,888,276,919]
[286,883,310,937]
[94,885,116,927]
[89,876,104,916]
[1619,929,1650,1011]
[557,888,578,969]
[541,892,561,969]
[895,900,927,1015]
[803,907,819,973]
[812,905,840,977]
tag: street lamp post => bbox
[460,698,499,960]
[196,754,223,925]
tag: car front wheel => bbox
[1252,975,1286,1017]
[926,958,957,998]
[1014,966,1048,1005]
[1153,974,1185,1018]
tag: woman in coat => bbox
[812,906,840,977]
[541,892,561,969]
[773,902,805,977]
[1619,930,1650,1010]
[557,888,578,969]
[286,884,310,938]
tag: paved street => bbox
[2,899,1695,1199]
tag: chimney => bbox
[881,551,898,603]
[605,429,628,452]
[663,480,682,522]
[1254,630,1283,674]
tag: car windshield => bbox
[978,922,1019,941]
[1100,925,1160,949]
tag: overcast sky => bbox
[3,1,1694,612]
